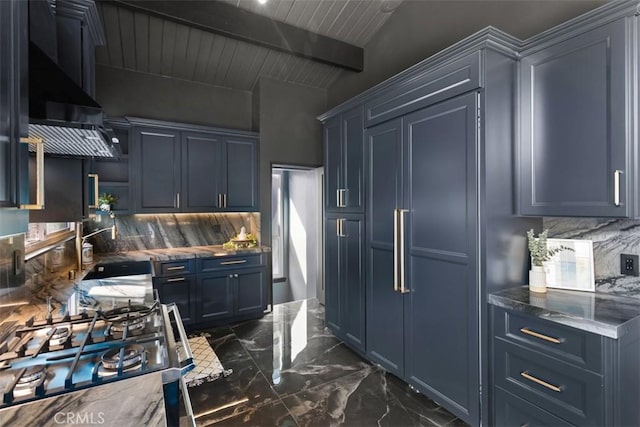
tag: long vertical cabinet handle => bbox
[218,194,222,208]
[87,173,99,209]
[177,192,180,209]
[399,209,409,293]
[614,170,623,206]
[224,193,227,208]
[393,209,399,292]
[20,137,45,210]
[336,189,342,207]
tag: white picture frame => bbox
[544,238,595,292]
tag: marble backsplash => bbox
[544,217,640,297]
[84,212,260,253]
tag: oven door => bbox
[161,303,195,427]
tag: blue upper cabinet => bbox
[133,126,182,213]
[519,16,631,217]
[324,106,364,213]
[130,118,259,214]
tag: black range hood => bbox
[28,41,120,158]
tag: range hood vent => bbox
[28,41,118,158]
[28,124,120,158]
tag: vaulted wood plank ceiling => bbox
[95,0,402,91]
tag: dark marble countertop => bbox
[96,245,271,262]
[489,286,640,339]
[1,245,271,324]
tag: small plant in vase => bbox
[527,229,573,293]
[98,193,118,212]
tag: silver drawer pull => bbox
[520,371,562,393]
[520,327,561,344]
[166,277,186,283]
[167,266,186,271]
[220,260,247,265]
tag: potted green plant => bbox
[526,229,573,293]
[98,193,118,212]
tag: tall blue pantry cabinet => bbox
[319,29,540,426]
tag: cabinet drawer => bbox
[364,51,481,127]
[154,259,196,277]
[494,339,603,426]
[494,386,574,427]
[493,307,602,373]
[198,255,263,273]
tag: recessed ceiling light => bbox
[257,0,268,5]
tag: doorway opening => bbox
[271,166,323,305]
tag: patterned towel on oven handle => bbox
[177,333,233,387]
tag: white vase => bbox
[529,265,547,293]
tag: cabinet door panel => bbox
[29,157,83,222]
[343,218,365,351]
[324,116,342,211]
[135,128,180,212]
[226,137,258,211]
[155,276,196,325]
[198,273,234,321]
[365,119,404,377]
[324,217,341,335]
[343,108,364,212]
[235,267,266,314]
[403,93,478,423]
[520,19,628,217]
[182,132,223,211]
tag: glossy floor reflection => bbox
[190,299,467,427]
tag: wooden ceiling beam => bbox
[108,0,364,72]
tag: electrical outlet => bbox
[620,254,639,276]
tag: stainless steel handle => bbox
[399,209,409,293]
[20,137,45,210]
[220,260,247,265]
[179,376,196,427]
[165,303,195,376]
[87,173,99,209]
[167,266,186,271]
[342,189,348,207]
[218,193,223,208]
[177,192,180,209]
[223,193,227,208]
[166,277,186,283]
[614,170,623,206]
[336,189,341,208]
[393,209,399,292]
[520,327,561,344]
[520,371,562,393]
[337,218,347,237]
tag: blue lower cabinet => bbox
[493,387,573,427]
[154,275,197,325]
[325,214,365,353]
[154,257,266,327]
[197,272,235,322]
[491,305,640,426]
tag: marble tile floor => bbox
[188,299,467,427]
